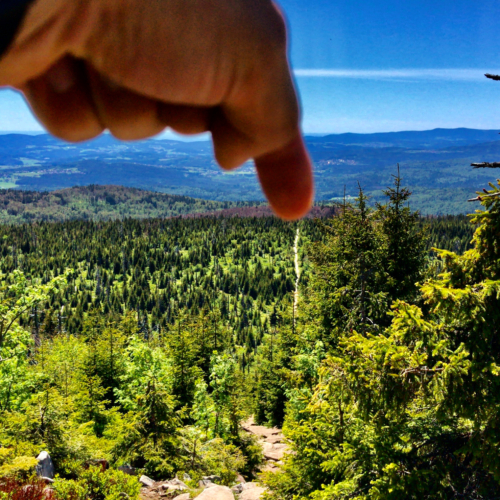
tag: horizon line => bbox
[1,126,500,139]
[293,68,500,81]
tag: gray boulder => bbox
[199,479,215,488]
[232,483,244,494]
[160,478,188,493]
[168,478,188,489]
[239,483,267,500]
[202,475,221,483]
[232,475,246,493]
[36,452,55,479]
[173,495,191,500]
[196,485,234,500]
[139,475,155,488]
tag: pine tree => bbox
[264,174,500,499]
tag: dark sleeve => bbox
[0,0,35,59]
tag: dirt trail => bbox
[242,419,289,473]
[293,227,300,325]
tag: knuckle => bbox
[251,3,288,58]
[242,0,288,56]
[267,6,288,49]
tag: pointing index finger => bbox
[255,133,314,220]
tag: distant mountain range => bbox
[305,128,500,149]
[0,128,499,215]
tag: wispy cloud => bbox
[293,69,500,82]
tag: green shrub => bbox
[54,468,140,500]
[0,450,38,480]
[233,433,264,478]
[197,438,246,486]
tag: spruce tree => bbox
[264,174,500,499]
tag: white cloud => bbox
[293,68,500,82]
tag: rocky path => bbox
[137,417,286,500]
[242,418,289,473]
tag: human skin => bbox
[0,0,314,220]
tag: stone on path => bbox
[164,478,188,490]
[242,417,289,470]
[239,483,267,500]
[241,421,282,441]
[173,494,190,500]
[265,435,283,445]
[36,452,55,479]
[196,485,234,500]
[233,483,266,500]
[262,442,287,462]
[199,479,216,488]
[139,475,155,488]
[262,462,280,473]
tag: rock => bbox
[36,452,55,479]
[182,473,192,482]
[199,479,215,488]
[239,483,266,500]
[196,485,234,500]
[167,478,188,490]
[173,495,190,500]
[241,420,283,441]
[231,483,244,494]
[262,462,279,473]
[139,475,155,488]
[235,474,246,484]
[241,483,260,491]
[262,442,287,461]
[202,475,221,483]
[265,435,283,445]
[118,464,138,476]
[158,478,189,494]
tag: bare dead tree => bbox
[471,162,500,169]
[466,74,500,202]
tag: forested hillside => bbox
[1,216,310,366]
[2,130,500,213]
[0,185,240,223]
[0,212,472,355]
[0,173,495,500]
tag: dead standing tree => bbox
[467,74,500,202]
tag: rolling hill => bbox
[0,185,237,223]
[0,128,499,214]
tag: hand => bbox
[0,0,313,219]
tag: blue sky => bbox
[2,0,500,134]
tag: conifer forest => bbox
[2,168,500,500]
